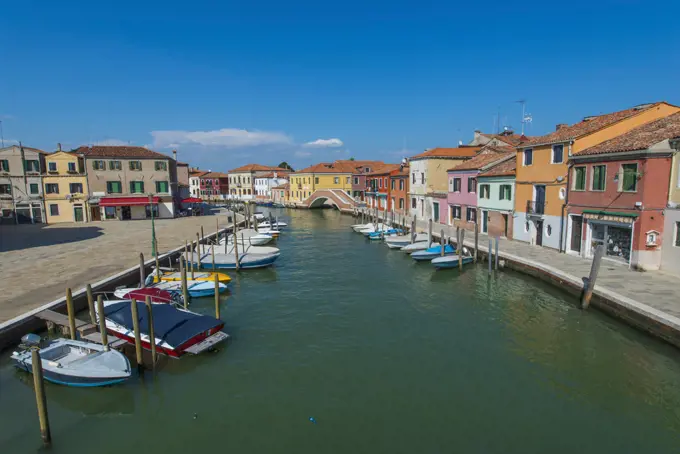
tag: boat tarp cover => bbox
[103,301,223,347]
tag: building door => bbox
[90,206,101,221]
[502,213,509,237]
[482,210,488,233]
[121,206,132,220]
[73,205,84,222]
[535,220,543,246]
[433,202,440,222]
[31,206,43,224]
[570,216,583,252]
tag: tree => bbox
[349,157,355,161]
[278,161,294,171]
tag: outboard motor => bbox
[20,333,42,347]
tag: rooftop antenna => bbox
[516,99,533,135]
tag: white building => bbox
[254,172,289,200]
[189,170,207,197]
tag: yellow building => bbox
[43,151,90,223]
[514,101,680,250]
[288,160,383,204]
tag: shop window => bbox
[105,206,117,219]
[49,204,59,216]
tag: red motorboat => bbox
[113,287,180,305]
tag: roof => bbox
[521,102,675,148]
[189,170,209,177]
[479,157,517,177]
[479,132,530,147]
[447,146,515,172]
[575,111,680,156]
[365,164,401,176]
[391,165,409,177]
[228,164,289,173]
[409,146,481,160]
[272,183,289,190]
[294,160,383,174]
[177,161,189,166]
[200,171,229,179]
[0,145,48,154]
[76,145,171,159]
[255,172,289,179]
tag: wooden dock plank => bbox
[81,332,127,349]
[35,310,96,333]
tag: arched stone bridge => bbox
[300,189,356,210]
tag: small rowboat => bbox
[431,255,474,269]
[401,241,440,253]
[156,270,231,284]
[411,244,456,261]
[11,335,131,387]
[384,233,429,249]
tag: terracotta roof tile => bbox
[190,170,210,177]
[76,145,170,159]
[480,157,517,177]
[410,146,481,160]
[480,133,531,146]
[365,164,401,176]
[294,160,383,174]
[521,102,675,147]
[228,164,289,173]
[575,111,680,156]
[201,171,229,178]
[447,146,515,171]
[272,183,289,190]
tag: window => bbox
[67,162,77,173]
[0,184,11,194]
[412,172,415,184]
[523,149,533,166]
[346,177,350,184]
[48,162,57,172]
[479,184,490,199]
[108,181,123,194]
[92,160,105,170]
[45,183,59,194]
[0,159,9,171]
[391,180,395,190]
[499,184,512,200]
[452,205,462,219]
[156,181,169,193]
[24,160,40,172]
[130,181,145,193]
[411,198,417,209]
[354,177,359,185]
[399,198,404,209]
[129,161,142,171]
[453,178,461,192]
[552,144,564,164]
[468,177,476,193]
[105,206,116,219]
[379,179,382,188]
[676,222,680,247]
[145,204,159,218]
[466,207,476,223]
[421,173,425,184]
[49,204,59,216]
[399,180,404,190]
[334,177,339,184]
[69,183,83,194]
[592,165,606,191]
[155,161,167,171]
[621,163,638,192]
[30,183,39,194]
[573,166,586,191]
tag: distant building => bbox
[389,164,409,215]
[199,172,229,200]
[351,162,382,202]
[271,183,289,205]
[176,161,190,200]
[228,164,289,201]
[0,144,46,224]
[289,160,383,205]
[476,153,517,239]
[365,164,401,212]
[189,169,208,198]
[43,149,90,223]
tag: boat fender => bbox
[462,247,470,255]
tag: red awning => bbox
[100,196,160,207]
[182,197,203,203]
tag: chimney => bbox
[473,130,482,143]
[556,124,568,131]
[57,143,62,152]
[172,149,177,162]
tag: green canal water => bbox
[2,208,680,453]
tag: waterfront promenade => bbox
[0,213,234,323]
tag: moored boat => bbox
[401,241,440,253]
[190,250,280,270]
[257,220,287,229]
[114,287,180,304]
[431,255,474,269]
[157,270,231,284]
[411,244,456,261]
[385,232,429,249]
[219,228,274,246]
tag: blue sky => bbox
[2,0,679,171]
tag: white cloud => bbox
[294,150,312,157]
[151,128,292,149]
[303,138,344,148]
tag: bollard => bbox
[145,296,157,367]
[233,228,241,271]
[139,252,146,287]
[428,218,433,248]
[488,238,493,275]
[214,273,221,319]
[581,245,604,310]
[86,284,96,325]
[474,209,479,263]
[495,236,499,271]
[31,349,51,447]
[459,229,465,271]
[180,257,189,310]
[130,298,143,368]
[66,288,77,340]
[96,295,108,349]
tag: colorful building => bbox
[408,147,481,223]
[254,172,289,200]
[271,183,289,205]
[189,169,208,198]
[176,161,190,201]
[288,160,382,205]
[43,150,90,223]
[365,164,400,211]
[389,165,409,215]
[0,145,46,224]
[514,102,680,250]
[447,146,514,232]
[199,172,229,200]
[568,112,680,270]
[227,164,288,201]
[351,162,382,202]
[477,156,517,239]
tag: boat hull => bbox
[13,361,128,387]
[431,256,475,269]
[401,241,440,253]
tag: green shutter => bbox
[1,159,8,171]
[575,167,585,190]
[622,164,637,191]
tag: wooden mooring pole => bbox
[214,273,221,319]
[201,226,205,254]
[411,215,416,243]
[145,295,157,367]
[581,245,604,310]
[428,218,433,248]
[211,242,216,270]
[96,295,108,349]
[130,298,143,369]
[459,229,465,271]
[31,348,51,447]
[488,238,493,276]
[180,257,189,309]
[474,209,479,263]
[233,215,241,271]
[440,229,446,256]
[139,253,146,287]
[495,236,500,271]
[66,288,76,340]
[86,283,96,325]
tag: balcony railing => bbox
[526,200,545,215]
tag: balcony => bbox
[526,200,545,216]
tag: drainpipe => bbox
[558,141,574,253]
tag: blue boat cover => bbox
[424,244,456,254]
[103,301,223,348]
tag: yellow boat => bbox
[156,270,231,284]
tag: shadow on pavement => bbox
[0,224,105,252]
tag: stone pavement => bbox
[414,220,680,319]
[0,212,237,323]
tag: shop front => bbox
[583,210,637,265]
[99,196,161,221]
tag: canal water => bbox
[1,208,680,453]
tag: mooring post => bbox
[190,240,195,279]
[66,288,76,340]
[96,295,108,349]
[31,349,51,447]
[155,249,161,282]
[440,229,446,257]
[180,257,189,309]
[211,242,216,270]
[86,283,96,325]
[216,217,220,244]
[139,252,146,287]
[184,241,189,270]
[581,244,604,310]
[459,229,465,271]
[201,226,205,254]
[214,273,221,319]
[474,209,479,263]
[411,215,416,243]
[488,238,493,275]
[130,298,143,368]
[145,295,157,367]
[495,236,499,271]
[233,225,241,271]
[196,233,201,270]
[428,218,433,248]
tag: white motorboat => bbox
[219,228,273,246]
[257,220,287,229]
[209,243,280,256]
[401,241,440,253]
[385,232,429,249]
[354,222,387,233]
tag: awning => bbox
[182,197,203,203]
[100,196,159,207]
